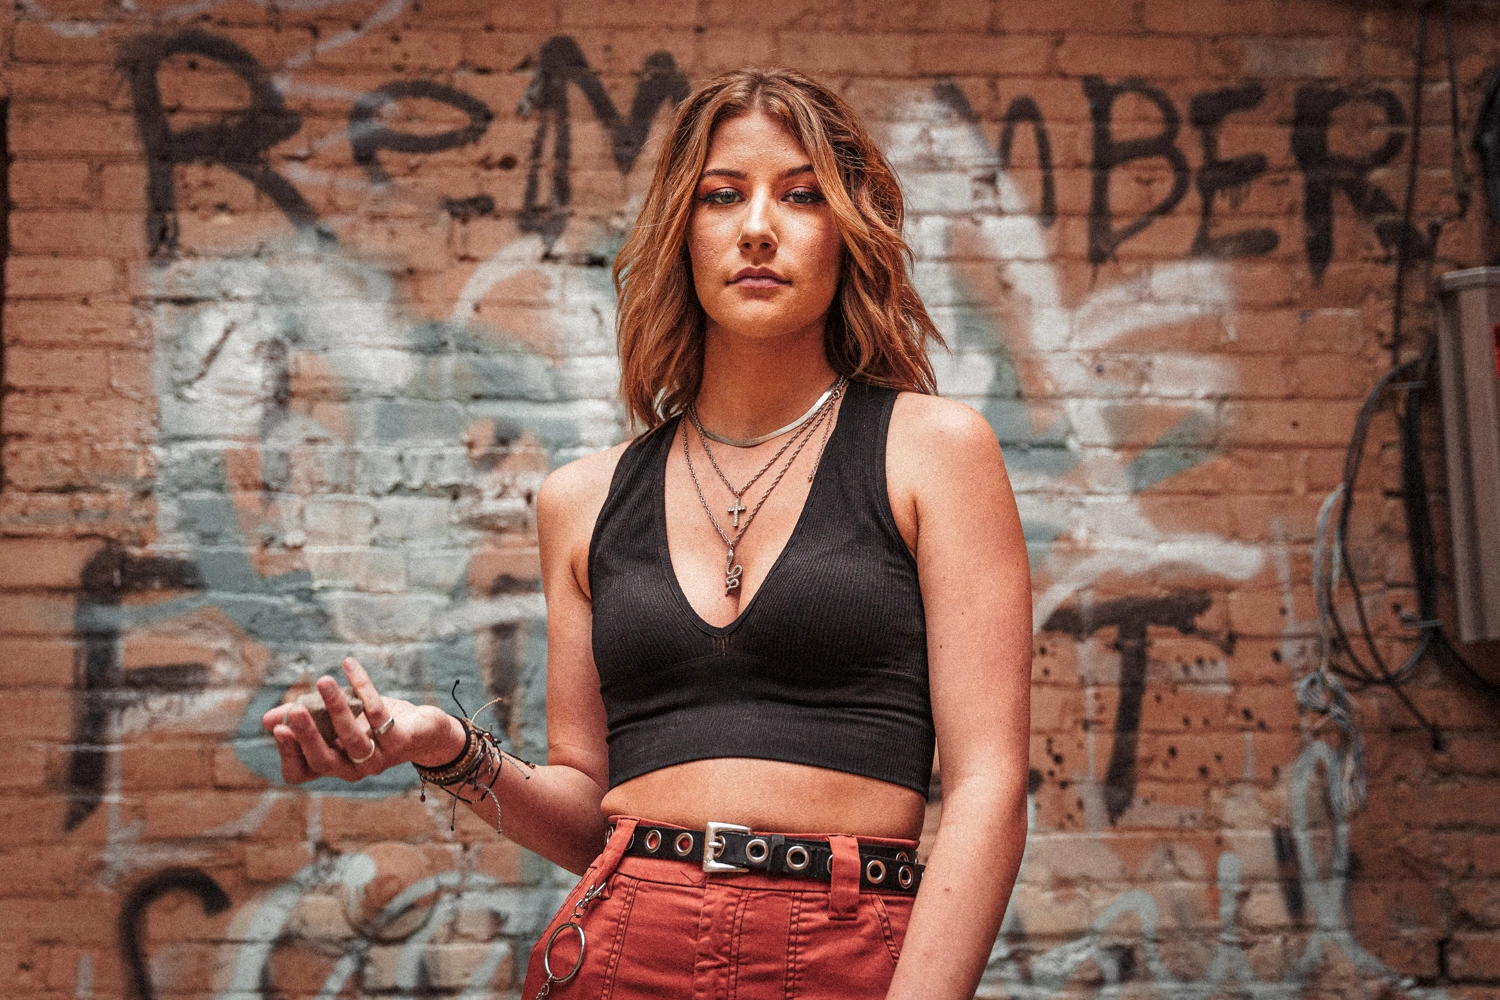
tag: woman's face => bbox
[687,110,844,344]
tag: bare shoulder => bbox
[537,439,634,548]
[885,393,1009,551]
[888,392,1002,471]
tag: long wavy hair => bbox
[613,68,945,429]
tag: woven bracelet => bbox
[413,717,478,786]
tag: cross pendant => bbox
[727,497,747,529]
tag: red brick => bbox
[912,34,1054,77]
[4,301,140,347]
[8,211,145,257]
[4,392,152,443]
[1056,35,1199,78]
[6,161,93,208]
[999,1,1139,32]
[0,639,78,687]
[1451,932,1500,981]
[4,63,117,103]
[1,441,143,491]
[2,348,112,393]
[0,538,102,590]
[774,33,917,76]
[9,109,142,157]
[118,741,215,791]
[9,22,118,64]
[6,258,117,299]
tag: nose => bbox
[738,189,777,254]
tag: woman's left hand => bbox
[261,657,464,784]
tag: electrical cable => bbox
[1309,0,1500,767]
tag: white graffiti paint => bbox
[980,741,1445,1000]
[884,91,1265,628]
[213,855,568,1000]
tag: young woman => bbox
[264,68,1031,1000]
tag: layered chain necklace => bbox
[683,376,847,595]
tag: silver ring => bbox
[644,830,661,853]
[348,742,377,765]
[370,716,395,739]
[865,859,887,884]
[785,846,810,871]
[745,838,769,864]
[542,922,586,985]
[673,832,694,856]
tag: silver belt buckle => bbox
[702,821,752,873]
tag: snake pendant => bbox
[724,548,743,595]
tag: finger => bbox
[288,700,356,779]
[271,724,316,784]
[342,657,389,731]
[317,675,374,763]
[262,701,294,735]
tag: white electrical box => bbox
[1435,267,1500,643]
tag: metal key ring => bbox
[542,921,586,985]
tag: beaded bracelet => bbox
[413,717,479,786]
[413,708,536,833]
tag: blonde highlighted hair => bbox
[613,68,945,429]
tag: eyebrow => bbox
[699,163,816,181]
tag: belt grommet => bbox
[785,845,810,871]
[644,830,661,853]
[865,859,886,884]
[896,851,910,862]
[825,855,834,876]
[745,838,769,864]
[897,865,914,889]
[674,832,695,856]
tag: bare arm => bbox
[262,445,625,875]
[884,395,1032,1000]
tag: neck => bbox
[695,318,839,441]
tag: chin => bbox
[709,304,824,340]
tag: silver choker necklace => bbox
[690,376,847,448]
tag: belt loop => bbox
[591,818,639,891]
[827,835,861,921]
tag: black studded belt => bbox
[612,821,924,894]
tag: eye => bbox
[785,187,825,205]
[699,188,741,206]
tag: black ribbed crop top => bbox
[587,380,934,795]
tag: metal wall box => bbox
[1435,267,1500,642]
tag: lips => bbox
[730,267,788,287]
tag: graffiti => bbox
[1292,84,1433,283]
[908,81,1265,625]
[1042,592,1233,823]
[997,95,1057,229]
[1084,76,1192,266]
[211,853,565,999]
[119,867,231,1000]
[0,9,1468,996]
[118,30,318,257]
[108,24,1433,283]
[66,544,207,831]
[1190,83,1279,259]
[979,741,1447,1000]
[516,36,690,248]
[350,80,494,187]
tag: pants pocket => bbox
[871,894,912,966]
[521,876,639,1000]
[787,892,902,999]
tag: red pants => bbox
[522,817,917,999]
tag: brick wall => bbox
[2,1,1499,997]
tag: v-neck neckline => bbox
[656,387,852,638]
